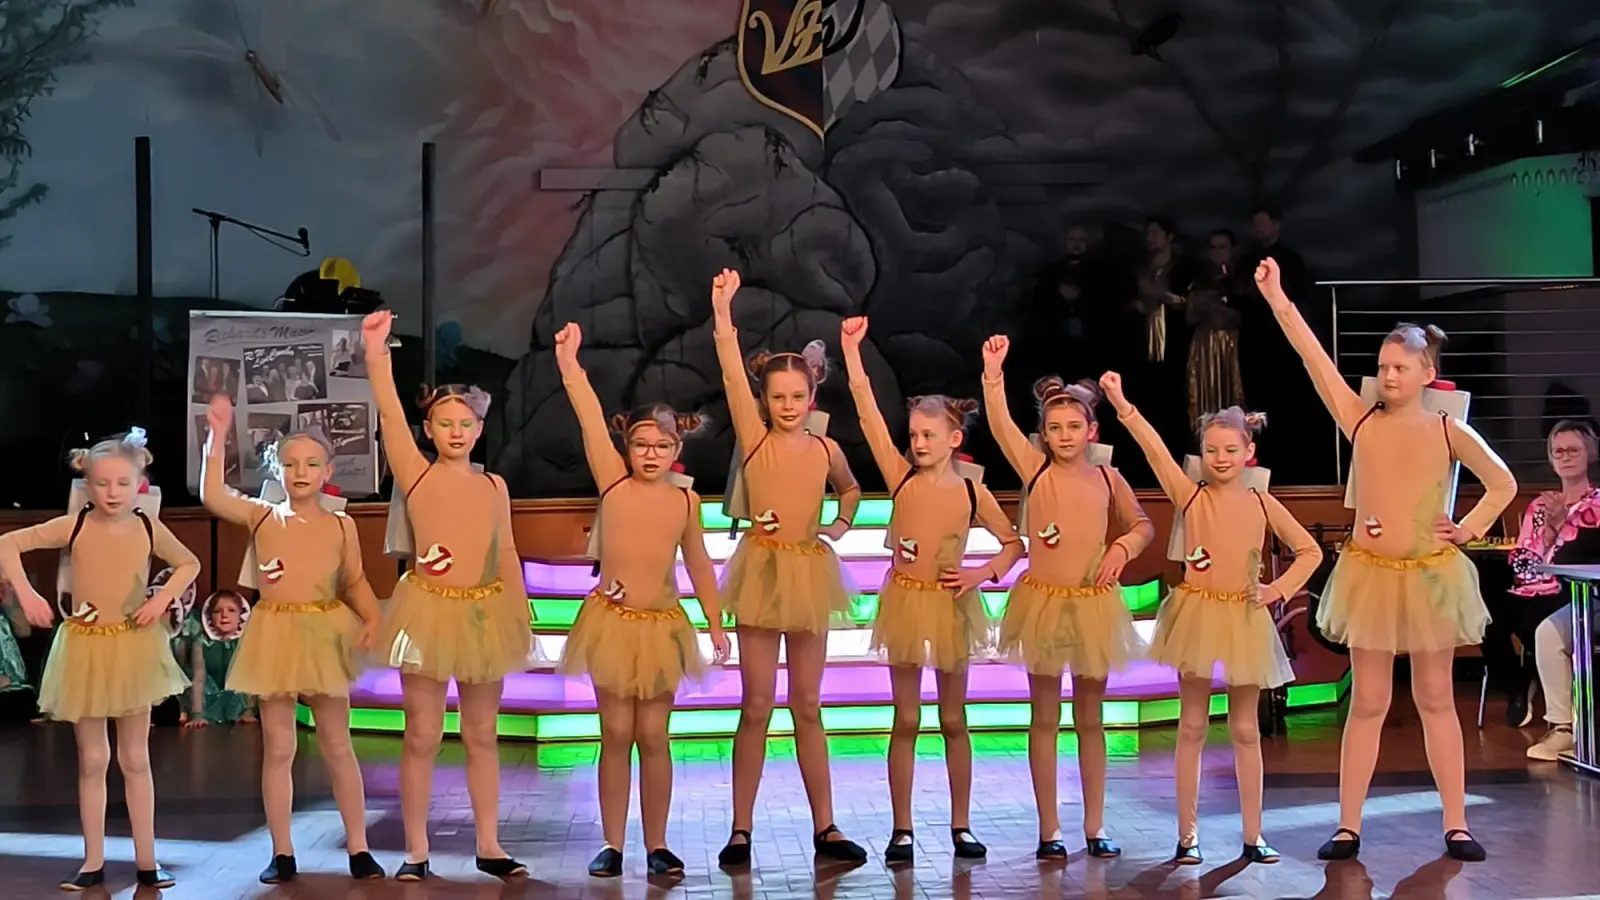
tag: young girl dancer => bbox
[0,431,197,891]
[980,334,1154,859]
[841,317,1024,862]
[363,310,533,880]
[180,590,254,727]
[554,321,732,878]
[200,395,385,883]
[1101,372,1321,865]
[1256,258,1516,862]
[709,269,867,865]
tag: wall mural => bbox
[1,0,1595,503]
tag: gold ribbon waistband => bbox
[1018,572,1107,600]
[403,572,506,601]
[1175,583,1252,604]
[66,619,137,636]
[1341,542,1460,571]
[584,590,688,622]
[891,570,947,592]
[256,598,345,614]
[747,534,829,555]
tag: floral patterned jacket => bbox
[1510,488,1600,596]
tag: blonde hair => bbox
[1033,376,1102,427]
[1197,407,1267,442]
[746,340,830,393]
[1384,322,1447,371]
[608,404,709,443]
[907,394,979,431]
[418,383,491,419]
[261,428,336,473]
[68,427,153,474]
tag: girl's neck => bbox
[89,507,136,525]
[1208,475,1248,492]
[437,454,475,472]
[1053,453,1096,472]
[1560,477,1593,503]
[286,495,323,516]
[1382,393,1425,413]
[919,458,958,482]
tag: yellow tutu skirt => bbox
[379,572,533,683]
[1148,584,1294,688]
[998,572,1144,679]
[721,535,853,635]
[559,591,706,699]
[1317,543,1486,654]
[870,571,992,672]
[38,620,189,722]
[227,598,364,698]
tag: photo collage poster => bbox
[186,312,379,497]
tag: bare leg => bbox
[1026,672,1063,840]
[258,695,299,856]
[728,626,780,842]
[1226,685,1265,844]
[114,709,159,869]
[305,694,371,853]
[887,665,921,831]
[1337,649,1396,834]
[935,666,973,829]
[73,718,111,873]
[1174,677,1212,846]
[1410,649,1469,833]
[457,679,509,858]
[399,674,447,863]
[594,688,636,850]
[635,693,675,851]
[1073,677,1109,840]
[787,629,845,836]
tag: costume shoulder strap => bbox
[1350,402,1384,443]
[1440,410,1454,461]
[1097,464,1113,493]
[740,430,773,468]
[404,463,437,501]
[891,468,917,501]
[66,504,93,555]
[964,477,977,525]
[134,507,153,551]
[1181,481,1208,517]
[1026,460,1051,497]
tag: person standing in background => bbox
[1186,229,1247,429]
[1128,216,1197,454]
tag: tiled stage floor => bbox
[0,688,1596,899]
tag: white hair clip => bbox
[123,426,149,448]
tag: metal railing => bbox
[1326,276,1600,490]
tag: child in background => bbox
[180,591,254,727]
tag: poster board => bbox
[186,312,378,498]
[385,463,484,558]
[585,468,695,562]
[1016,436,1113,534]
[1165,459,1273,562]
[56,479,163,602]
[1342,378,1470,519]
[236,480,350,589]
[722,410,830,523]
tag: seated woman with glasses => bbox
[1509,419,1600,761]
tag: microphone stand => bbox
[191,207,311,300]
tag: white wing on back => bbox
[277,71,342,142]
[120,25,241,67]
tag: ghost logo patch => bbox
[258,557,286,584]
[602,579,626,603]
[1185,546,1213,572]
[1363,516,1383,539]
[70,602,100,624]
[417,544,455,577]
[754,509,781,534]
[897,537,919,563]
[1037,522,1061,548]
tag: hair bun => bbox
[744,350,774,380]
[1424,324,1448,346]
[607,413,630,435]
[1032,376,1066,403]
[1244,411,1268,432]
[676,411,708,437]
[800,340,830,385]
[951,397,980,416]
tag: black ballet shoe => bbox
[1172,841,1202,866]
[1444,829,1486,862]
[1036,839,1068,860]
[395,859,431,882]
[1086,837,1122,859]
[1316,828,1362,861]
[588,847,623,878]
[259,854,297,884]
[58,869,104,892]
[348,851,385,880]
[884,829,915,864]
[814,824,868,863]
[1241,841,1281,864]
[647,847,685,876]
[476,855,529,879]
[135,867,176,889]
[718,829,752,868]
[951,827,987,860]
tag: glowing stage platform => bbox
[311,499,1350,741]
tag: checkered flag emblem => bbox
[823,0,902,130]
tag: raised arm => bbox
[980,335,1047,479]
[554,322,629,489]
[1100,372,1196,505]
[200,395,270,528]
[150,520,201,600]
[840,317,911,486]
[1254,258,1365,435]
[360,310,431,492]
[1447,417,1518,541]
[1261,492,1323,601]
[822,437,862,532]
[709,269,767,451]
[489,475,525,595]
